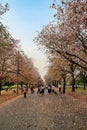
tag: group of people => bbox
[22,84,58,98]
[23,85,34,98]
[37,84,57,96]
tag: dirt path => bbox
[0,89,87,130]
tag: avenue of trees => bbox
[0,2,43,95]
[35,0,87,93]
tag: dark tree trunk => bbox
[63,77,66,93]
[83,80,86,90]
[0,82,2,96]
[72,74,75,92]
[69,63,76,92]
[83,74,86,90]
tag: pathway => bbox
[0,89,87,130]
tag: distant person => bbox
[52,85,57,94]
[41,85,45,96]
[23,86,27,98]
[38,85,44,96]
[31,86,34,94]
[52,85,55,93]
[48,84,51,94]
[59,84,62,93]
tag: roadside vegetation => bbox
[34,0,87,94]
[0,2,43,96]
[0,0,87,102]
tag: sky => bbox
[1,0,59,79]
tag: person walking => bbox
[52,85,57,94]
[31,86,34,94]
[48,84,51,94]
[23,86,27,98]
[59,84,62,93]
[41,85,45,96]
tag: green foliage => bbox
[66,85,87,95]
[2,85,16,90]
[2,85,8,90]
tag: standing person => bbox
[48,84,51,94]
[23,86,27,98]
[52,85,57,94]
[52,85,55,93]
[41,85,45,96]
[59,84,62,93]
[31,85,34,94]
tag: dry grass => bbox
[0,90,22,105]
[0,88,31,105]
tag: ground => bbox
[0,88,87,130]
[0,91,17,105]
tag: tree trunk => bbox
[72,74,75,92]
[83,74,86,90]
[63,77,66,93]
[83,80,86,90]
[0,82,2,96]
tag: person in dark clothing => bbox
[23,86,27,98]
[52,85,57,94]
[59,85,62,93]
[48,84,51,94]
[40,85,45,96]
[31,86,34,94]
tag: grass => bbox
[66,85,87,95]
[0,88,31,105]
[2,85,17,91]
